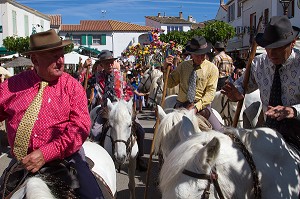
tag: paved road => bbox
[0,108,162,199]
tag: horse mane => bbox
[153,109,200,157]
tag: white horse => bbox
[211,89,262,128]
[159,115,300,199]
[138,66,179,107]
[153,106,201,159]
[10,141,116,199]
[102,98,138,199]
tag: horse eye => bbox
[129,124,132,128]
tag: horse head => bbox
[137,66,163,94]
[153,106,200,159]
[107,98,134,165]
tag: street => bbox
[0,108,162,199]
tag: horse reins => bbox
[182,132,261,199]
[148,78,163,106]
[182,167,224,199]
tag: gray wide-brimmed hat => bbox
[185,36,212,55]
[214,41,225,49]
[23,29,72,55]
[98,50,117,62]
[255,15,300,49]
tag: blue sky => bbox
[17,0,221,25]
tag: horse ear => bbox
[157,105,166,120]
[151,65,155,71]
[198,137,220,167]
[179,115,195,141]
[107,98,113,111]
[186,109,201,132]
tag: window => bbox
[228,3,235,22]
[92,35,101,45]
[179,26,183,31]
[24,15,29,36]
[40,20,44,32]
[237,0,242,18]
[264,9,269,25]
[287,1,295,18]
[250,13,257,43]
[72,35,81,45]
[12,10,17,35]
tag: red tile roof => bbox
[60,20,153,32]
[145,16,192,24]
[48,15,62,26]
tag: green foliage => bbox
[201,20,235,45]
[64,43,74,54]
[3,36,30,54]
[159,20,235,46]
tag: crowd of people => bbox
[0,15,299,198]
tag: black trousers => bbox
[0,150,104,199]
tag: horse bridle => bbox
[182,167,224,199]
[138,72,153,93]
[182,132,262,199]
[148,77,163,105]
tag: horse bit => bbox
[182,132,261,199]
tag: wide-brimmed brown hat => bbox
[185,36,212,55]
[98,50,117,62]
[23,29,72,55]
[255,15,300,49]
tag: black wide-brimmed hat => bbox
[23,29,72,55]
[185,36,212,55]
[214,41,225,49]
[98,50,117,62]
[255,15,300,49]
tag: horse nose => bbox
[115,154,126,164]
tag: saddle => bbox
[0,159,79,199]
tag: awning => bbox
[0,47,15,55]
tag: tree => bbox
[3,36,30,54]
[3,36,74,55]
[200,20,235,45]
[159,20,235,46]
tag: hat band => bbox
[31,41,63,51]
[190,43,208,50]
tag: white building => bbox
[215,0,300,58]
[145,12,194,34]
[0,0,50,48]
[59,20,153,57]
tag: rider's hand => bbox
[221,82,244,102]
[83,58,92,68]
[163,55,174,71]
[21,149,46,173]
[265,106,296,121]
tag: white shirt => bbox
[235,48,300,119]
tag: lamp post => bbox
[279,0,294,15]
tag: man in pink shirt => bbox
[0,30,103,198]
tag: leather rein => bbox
[182,132,261,199]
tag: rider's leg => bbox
[205,105,223,131]
[68,148,104,199]
[90,113,104,142]
[134,118,147,172]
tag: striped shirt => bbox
[213,51,234,78]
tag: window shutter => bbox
[88,35,93,45]
[101,34,106,45]
[81,35,86,45]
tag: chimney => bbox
[158,12,161,17]
[179,11,183,19]
[220,0,224,5]
[188,16,193,22]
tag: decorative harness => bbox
[182,132,261,199]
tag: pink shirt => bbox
[0,70,90,162]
